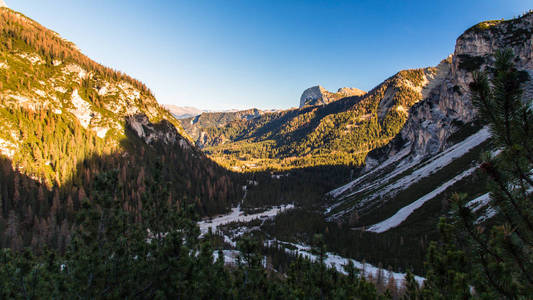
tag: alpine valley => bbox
[1,2,532,299]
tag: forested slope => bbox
[0,7,241,250]
[182,66,446,171]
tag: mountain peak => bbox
[337,87,366,97]
[299,85,366,108]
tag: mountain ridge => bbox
[181,65,442,170]
[0,7,241,250]
[325,11,533,225]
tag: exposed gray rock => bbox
[300,85,329,107]
[126,114,190,148]
[365,13,533,167]
[299,85,365,108]
[337,87,366,98]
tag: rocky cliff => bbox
[327,12,533,224]
[299,85,365,108]
[365,12,533,169]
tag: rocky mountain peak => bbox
[337,87,366,97]
[299,85,327,108]
[361,11,533,173]
[299,85,366,108]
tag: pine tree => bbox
[423,49,533,298]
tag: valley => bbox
[0,2,532,298]
[176,10,533,277]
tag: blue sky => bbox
[8,1,531,110]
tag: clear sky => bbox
[7,0,532,110]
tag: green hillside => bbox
[182,67,442,171]
[0,7,241,250]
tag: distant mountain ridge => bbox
[163,104,205,119]
[180,67,434,170]
[181,12,532,175]
[181,108,264,147]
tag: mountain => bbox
[182,14,532,175]
[0,7,241,250]
[325,12,533,239]
[180,108,264,147]
[163,104,204,119]
[182,66,443,171]
[300,85,366,108]
[173,12,533,273]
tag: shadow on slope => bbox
[0,114,242,252]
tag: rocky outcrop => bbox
[126,114,190,148]
[299,85,365,108]
[337,87,366,98]
[300,86,329,107]
[365,12,533,167]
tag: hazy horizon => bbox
[8,0,532,110]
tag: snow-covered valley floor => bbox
[198,203,294,235]
[197,201,425,286]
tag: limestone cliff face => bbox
[126,114,191,148]
[365,13,533,168]
[299,85,365,108]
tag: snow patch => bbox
[466,193,491,212]
[476,208,497,224]
[366,166,478,233]
[7,94,32,105]
[98,83,109,96]
[179,139,190,149]
[266,240,425,287]
[18,53,43,65]
[328,145,412,198]
[34,89,46,97]
[271,173,289,179]
[93,127,109,139]
[64,64,87,80]
[327,128,491,219]
[55,86,68,93]
[198,204,294,235]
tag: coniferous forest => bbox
[0,4,532,299]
